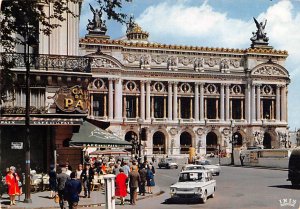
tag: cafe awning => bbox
[69,121,132,148]
[0,116,83,125]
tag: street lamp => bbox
[230,120,235,165]
[137,118,143,160]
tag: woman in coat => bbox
[146,165,155,194]
[5,166,20,206]
[48,164,57,198]
[115,168,128,205]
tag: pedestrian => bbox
[122,162,130,177]
[240,153,245,167]
[49,164,57,198]
[146,165,155,194]
[5,166,20,206]
[57,166,70,209]
[115,168,128,205]
[128,165,140,205]
[139,166,147,196]
[80,163,94,198]
[64,172,82,209]
[113,163,120,176]
[151,155,156,163]
[75,164,83,180]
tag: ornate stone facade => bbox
[79,22,290,156]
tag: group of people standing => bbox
[115,160,156,205]
[48,162,95,209]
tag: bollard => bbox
[104,174,116,209]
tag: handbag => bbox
[54,194,59,203]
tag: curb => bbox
[1,190,164,209]
[223,165,288,171]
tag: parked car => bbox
[195,159,221,176]
[287,148,300,186]
[158,158,178,169]
[170,169,216,203]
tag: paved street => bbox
[111,164,299,209]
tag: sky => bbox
[80,0,300,130]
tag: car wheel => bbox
[158,166,161,169]
[216,172,220,176]
[175,165,178,169]
[200,191,207,204]
[211,188,216,198]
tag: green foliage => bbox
[96,0,131,23]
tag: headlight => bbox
[196,187,202,193]
[170,188,176,193]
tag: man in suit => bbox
[80,163,94,198]
[64,172,82,209]
[57,166,70,209]
[128,165,140,205]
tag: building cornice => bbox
[79,38,288,57]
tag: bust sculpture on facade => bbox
[87,4,107,35]
[250,17,269,47]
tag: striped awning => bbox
[0,117,83,125]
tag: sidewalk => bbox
[0,185,161,209]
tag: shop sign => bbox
[11,142,23,149]
[54,85,89,113]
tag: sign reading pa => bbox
[53,85,89,113]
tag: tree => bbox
[0,0,131,104]
[0,0,131,202]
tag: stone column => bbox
[200,83,204,121]
[225,84,230,121]
[114,79,122,120]
[194,83,199,121]
[136,97,139,118]
[173,82,178,120]
[90,94,94,117]
[108,79,114,119]
[256,84,261,121]
[220,84,225,121]
[140,81,145,120]
[104,95,107,117]
[146,81,151,121]
[168,82,173,121]
[281,85,287,122]
[245,83,251,123]
[251,84,256,123]
[276,85,281,121]
[151,96,154,118]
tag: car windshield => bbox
[185,166,205,170]
[179,172,203,182]
[196,160,211,165]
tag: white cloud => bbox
[136,1,300,129]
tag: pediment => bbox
[85,53,123,70]
[251,63,289,77]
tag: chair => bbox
[91,178,100,191]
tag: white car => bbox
[195,160,221,176]
[170,170,216,203]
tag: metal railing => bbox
[0,53,91,72]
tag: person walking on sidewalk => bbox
[5,166,20,206]
[49,164,57,198]
[115,168,128,205]
[57,166,70,209]
[64,172,82,209]
[146,164,155,194]
[139,166,147,196]
[128,165,140,205]
[80,163,94,198]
